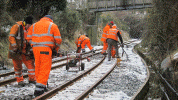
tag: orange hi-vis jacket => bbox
[101,24,110,42]
[107,26,120,41]
[26,17,62,51]
[8,21,35,83]
[77,35,88,48]
[26,17,62,86]
[8,21,28,59]
[77,35,93,50]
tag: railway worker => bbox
[76,34,95,53]
[8,16,36,86]
[100,21,114,55]
[106,24,124,61]
[26,15,62,97]
[101,21,116,58]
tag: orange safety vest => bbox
[107,27,119,41]
[26,17,62,49]
[77,35,89,47]
[101,24,110,42]
[8,21,28,59]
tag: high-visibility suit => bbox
[101,24,110,54]
[107,25,123,61]
[8,21,35,83]
[77,35,93,53]
[26,16,62,95]
[101,24,116,57]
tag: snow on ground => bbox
[86,39,147,100]
[0,39,147,100]
[49,39,148,100]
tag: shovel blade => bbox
[117,58,122,65]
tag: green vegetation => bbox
[140,0,178,64]
[135,0,178,95]
[52,8,81,40]
[100,11,130,32]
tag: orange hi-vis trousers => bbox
[81,39,93,50]
[101,42,108,54]
[111,46,116,58]
[33,47,52,86]
[101,42,116,57]
[13,54,35,83]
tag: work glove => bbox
[52,50,57,56]
[82,49,85,53]
[91,49,95,53]
[76,47,81,53]
[121,43,124,48]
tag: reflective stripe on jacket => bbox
[8,21,27,59]
[107,28,119,41]
[26,17,62,49]
[77,35,89,47]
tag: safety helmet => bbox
[112,24,117,28]
[109,21,114,25]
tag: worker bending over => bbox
[76,35,95,53]
[8,16,35,86]
[107,25,124,61]
[26,15,62,97]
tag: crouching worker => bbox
[8,16,35,87]
[26,15,62,97]
[76,35,95,53]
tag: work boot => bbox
[18,81,26,87]
[34,90,44,97]
[29,81,36,84]
[34,83,46,97]
[44,87,49,92]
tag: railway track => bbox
[0,48,102,78]
[0,49,102,87]
[0,39,147,100]
[0,49,101,100]
[34,40,148,100]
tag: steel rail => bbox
[33,54,106,100]
[75,40,146,100]
[0,57,66,78]
[0,48,102,78]
[75,57,118,100]
[0,52,101,87]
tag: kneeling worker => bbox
[76,35,95,53]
